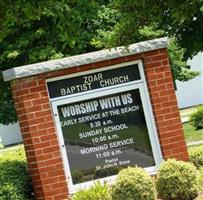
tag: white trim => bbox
[51,60,162,194]
[52,104,73,189]
[139,62,163,164]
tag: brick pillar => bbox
[143,49,189,161]
[11,76,69,200]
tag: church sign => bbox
[47,61,162,193]
[3,38,188,199]
[47,64,140,99]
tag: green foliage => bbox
[0,147,34,200]
[156,159,199,200]
[110,167,157,200]
[0,0,202,124]
[112,0,203,57]
[90,5,119,49]
[190,106,203,130]
[189,145,203,169]
[0,0,101,69]
[199,167,203,192]
[183,122,203,142]
[168,37,199,82]
[0,0,111,124]
[72,182,110,200]
[108,0,201,80]
[0,0,112,70]
[0,77,17,124]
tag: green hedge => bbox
[156,159,199,200]
[72,182,110,200]
[72,160,201,200]
[190,106,203,130]
[2,146,201,200]
[189,145,203,168]
[0,147,34,200]
[111,167,157,200]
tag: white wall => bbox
[176,52,203,108]
[0,122,22,146]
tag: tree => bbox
[0,0,201,124]
[106,0,202,80]
[0,0,111,124]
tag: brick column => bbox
[142,49,188,161]
[11,76,69,200]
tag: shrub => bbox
[189,145,203,168]
[156,159,199,200]
[110,167,157,200]
[190,106,203,130]
[0,147,34,200]
[72,182,110,200]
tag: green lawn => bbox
[183,122,203,142]
[0,143,4,149]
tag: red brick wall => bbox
[11,48,188,200]
[11,77,69,200]
[143,49,188,161]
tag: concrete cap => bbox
[3,37,168,81]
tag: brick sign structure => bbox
[3,37,188,200]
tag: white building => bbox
[0,122,22,146]
[176,52,203,108]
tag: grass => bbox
[0,137,4,149]
[0,144,25,157]
[180,107,197,116]
[0,142,4,149]
[0,144,23,154]
[183,122,203,142]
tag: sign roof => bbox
[3,37,168,82]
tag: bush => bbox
[0,147,34,200]
[72,182,110,200]
[190,106,203,130]
[156,159,199,200]
[189,145,203,168]
[110,167,157,200]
